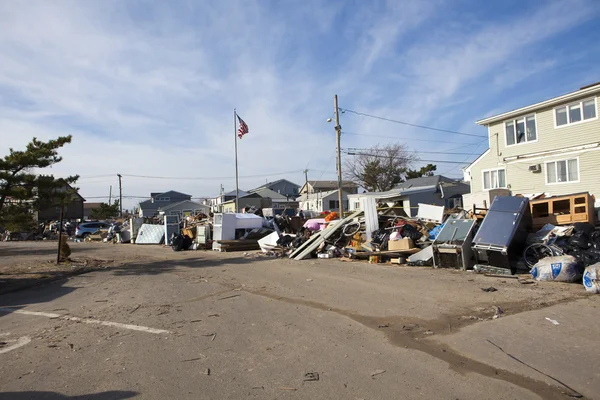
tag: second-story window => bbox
[505,115,536,146]
[555,98,597,127]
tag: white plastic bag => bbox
[583,263,600,293]
[530,255,582,282]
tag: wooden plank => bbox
[291,211,363,260]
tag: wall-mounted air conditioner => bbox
[528,164,542,173]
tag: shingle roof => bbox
[249,187,288,200]
[394,175,456,190]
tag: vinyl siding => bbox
[488,94,599,158]
[469,94,600,201]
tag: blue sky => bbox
[1,0,599,208]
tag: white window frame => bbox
[481,167,507,191]
[554,97,598,128]
[504,114,537,147]
[545,157,580,185]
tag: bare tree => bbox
[344,143,417,192]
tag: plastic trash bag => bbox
[583,263,600,294]
[400,224,422,241]
[171,233,193,252]
[530,255,582,282]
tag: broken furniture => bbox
[472,196,532,274]
[290,210,363,260]
[195,225,212,248]
[530,192,596,229]
[212,213,264,251]
[432,217,476,270]
[416,203,445,224]
[164,215,180,244]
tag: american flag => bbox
[237,115,249,139]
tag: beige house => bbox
[464,82,600,208]
[299,180,358,195]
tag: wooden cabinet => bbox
[530,192,596,228]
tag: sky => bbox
[1,0,599,209]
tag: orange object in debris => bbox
[325,212,339,222]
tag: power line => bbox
[78,174,115,179]
[343,151,472,165]
[343,132,482,145]
[344,147,480,156]
[340,108,486,138]
[119,170,305,181]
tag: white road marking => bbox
[0,336,31,354]
[0,308,169,335]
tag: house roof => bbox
[150,190,192,198]
[347,176,466,200]
[249,187,288,200]
[160,200,208,212]
[476,82,600,126]
[252,179,300,191]
[83,202,103,210]
[223,189,248,197]
[394,175,456,190]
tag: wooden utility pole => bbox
[109,185,112,204]
[303,169,308,191]
[334,95,344,215]
[117,174,123,217]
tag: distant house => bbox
[158,200,210,218]
[83,202,103,220]
[297,189,350,213]
[138,191,192,217]
[248,187,299,210]
[37,182,85,221]
[299,180,358,195]
[347,175,470,217]
[209,189,249,213]
[251,179,300,199]
[221,192,272,213]
[465,82,600,207]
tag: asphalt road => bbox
[0,242,598,399]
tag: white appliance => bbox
[212,213,264,250]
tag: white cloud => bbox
[0,0,598,208]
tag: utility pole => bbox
[303,169,308,190]
[334,94,344,215]
[109,185,112,204]
[117,174,123,217]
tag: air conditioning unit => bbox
[528,164,542,173]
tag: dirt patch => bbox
[0,258,119,295]
[243,287,586,399]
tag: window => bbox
[482,168,506,190]
[329,200,340,210]
[546,158,579,184]
[156,197,170,201]
[555,98,597,127]
[505,115,536,145]
[354,201,360,209]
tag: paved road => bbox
[0,242,597,399]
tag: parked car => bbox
[75,222,110,238]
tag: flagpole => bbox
[234,108,240,213]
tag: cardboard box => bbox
[388,238,414,251]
